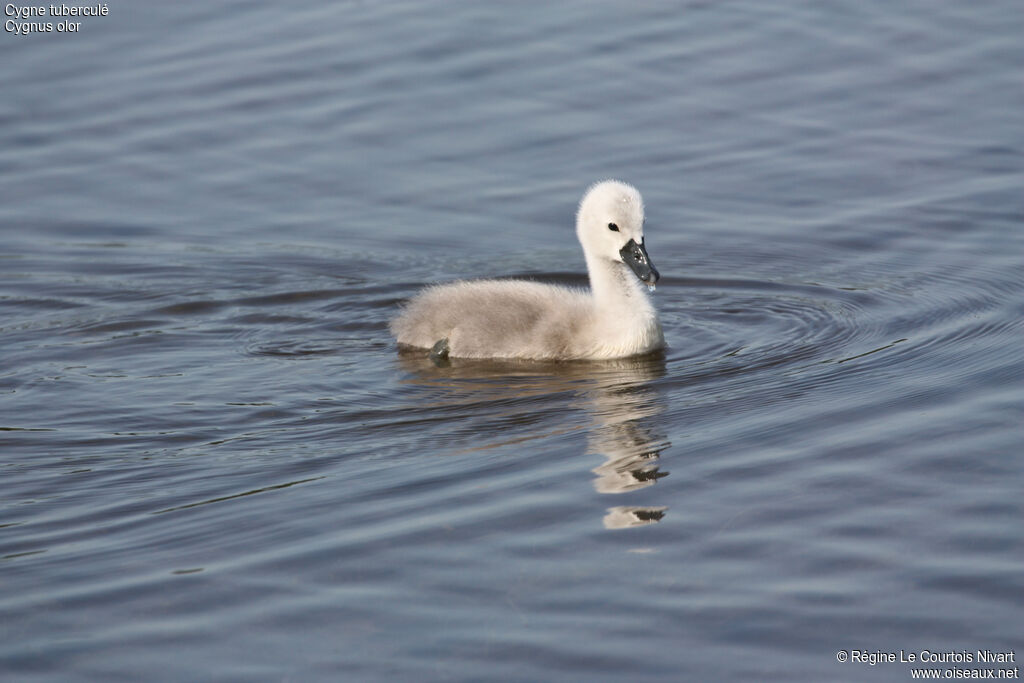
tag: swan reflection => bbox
[603,506,668,529]
[395,350,671,529]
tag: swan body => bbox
[391,180,664,360]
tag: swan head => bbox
[576,180,660,287]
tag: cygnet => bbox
[391,180,664,360]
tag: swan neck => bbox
[586,254,653,315]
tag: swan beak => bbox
[620,238,660,286]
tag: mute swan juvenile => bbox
[391,180,664,360]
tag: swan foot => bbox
[429,337,451,365]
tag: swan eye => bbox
[607,223,619,232]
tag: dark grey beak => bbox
[619,238,660,285]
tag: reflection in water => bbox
[604,506,669,530]
[396,351,671,529]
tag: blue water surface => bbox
[2,2,1022,681]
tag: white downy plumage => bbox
[391,180,664,360]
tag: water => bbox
[2,1,1022,680]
